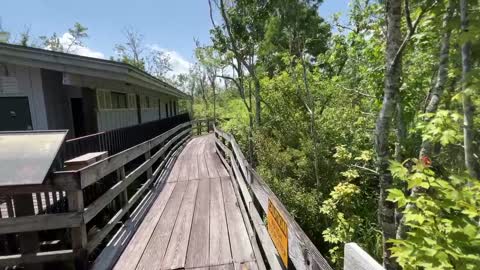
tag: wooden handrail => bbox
[213,125,332,270]
[0,121,194,269]
[53,122,192,190]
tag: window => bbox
[96,90,112,110]
[111,92,127,109]
[158,99,161,118]
[165,103,169,117]
[145,96,150,108]
[128,94,136,109]
[173,101,177,115]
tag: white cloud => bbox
[148,44,192,78]
[45,32,105,59]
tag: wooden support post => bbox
[145,151,153,180]
[12,193,42,270]
[116,167,128,206]
[67,191,87,270]
[5,196,17,253]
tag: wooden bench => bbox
[64,152,108,170]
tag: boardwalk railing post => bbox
[67,190,88,270]
[145,150,153,180]
[12,194,41,270]
[116,166,128,206]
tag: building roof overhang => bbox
[0,43,189,98]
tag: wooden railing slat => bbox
[213,125,333,270]
[78,122,191,188]
[229,152,284,270]
[0,212,81,234]
[83,128,191,222]
[0,249,74,267]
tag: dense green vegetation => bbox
[184,0,480,269]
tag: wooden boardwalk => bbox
[113,134,260,270]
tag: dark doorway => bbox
[71,98,86,137]
[0,97,33,131]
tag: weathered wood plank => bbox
[162,180,199,269]
[186,179,210,268]
[113,183,176,270]
[209,178,232,266]
[214,126,332,270]
[177,159,190,182]
[230,159,282,270]
[198,153,210,179]
[188,153,200,180]
[135,181,188,270]
[214,154,230,177]
[210,263,235,270]
[234,262,259,270]
[79,127,191,188]
[221,179,255,263]
[205,154,220,178]
[0,249,74,267]
[68,190,88,270]
[84,131,190,222]
[94,139,190,270]
[0,212,82,234]
[248,169,332,270]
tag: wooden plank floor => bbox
[114,134,259,270]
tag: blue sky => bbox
[1,0,349,75]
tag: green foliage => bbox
[40,22,89,53]
[388,162,480,269]
[196,0,480,268]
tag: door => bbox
[71,98,86,137]
[0,97,33,131]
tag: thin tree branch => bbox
[389,1,439,72]
[352,164,379,175]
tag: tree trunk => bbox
[420,0,454,159]
[460,0,480,179]
[211,75,217,121]
[375,0,402,269]
[301,58,320,186]
[396,3,456,239]
[253,75,261,126]
[394,100,406,162]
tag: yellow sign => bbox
[267,199,288,268]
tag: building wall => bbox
[97,110,138,131]
[141,108,159,123]
[0,64,48,129]
[1,63,182,134]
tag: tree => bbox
[65,22,88,53]
[195,42,222,120]
[459,0,480,179]
[209,0,264,126]
[419,0,455,160]
[115,28,146,70]
[149,49,172,79]
[374,1,403,268]
[40,22,89,53]
[18,25,32,47]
